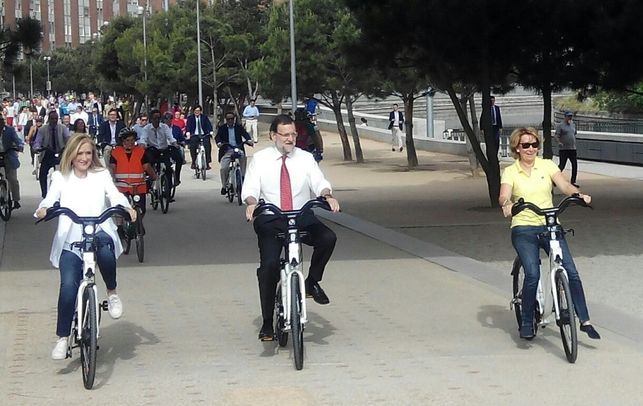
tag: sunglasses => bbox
[520,142,539,149]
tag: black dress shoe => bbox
[580,324,601,339]
[13,201,21,210]
[258,322,274,341]
[305,280,330,305]
[220,187,227,195]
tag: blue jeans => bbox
[56,231,117,337]
[511,226,590,333]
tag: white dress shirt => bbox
[242,146,332,210]
[37,169,131,268]
[140,123,176,149]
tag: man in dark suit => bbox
[480,95,503,156]
[87,106,104,141]
[97,108,126,168]
[186,104,214,169]
[215,111,253,195]
[388,103,404,152]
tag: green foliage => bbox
[593,89,643,114]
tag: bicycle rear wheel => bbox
[0,180,12,221]
[135,212,145,263]
[274,284,288,347]
[511,256,538,336]
[290,273,304,370]
[235,168,243,206]
[80,286,98,389]
[556,270,578,363]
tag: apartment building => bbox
[1,0,180,52]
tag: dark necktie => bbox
[280,155,293,210]
[51,126,57,152]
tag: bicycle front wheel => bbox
[556,270,578,363]
[226,174,234,203]
[235,168,243,206]
[290,273,304,370]
[199,153,207,181]
[160,172,170,214]
[135,213,145,263]
[0,180,12,221]
[80,286,98,389]
[274,284,288,347]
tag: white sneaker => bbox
[51,337,68,360]
[108,294,123,319]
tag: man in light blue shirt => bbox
[242,99,259,143]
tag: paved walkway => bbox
[1,128,643,404]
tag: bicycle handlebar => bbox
[36,203,131,225]
[511,194,592,217]
[252,196,332,219]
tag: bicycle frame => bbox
[536,225,568,326]
[72,250,100,345]
[281,225,308,329]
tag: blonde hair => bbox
[59,134,104,175]
[509,127,542,159]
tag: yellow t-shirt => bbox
[500,157,560,227]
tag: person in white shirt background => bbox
[242,114,340,341]
[35,134,135,360]
[242,99,260,143]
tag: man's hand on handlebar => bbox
[324,196,340,213]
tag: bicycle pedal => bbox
[100,300,108,311]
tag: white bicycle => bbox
[510,195,591,363]
[192,134,210,181]
[252,197,332,370]
[37,204,131,389]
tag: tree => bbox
[1,17,42,92]
[346,0,520,205]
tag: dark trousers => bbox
[188,135,212,164]
[558,149,578,184]
[39,151,60,198]
[145,146,184,183]
[56,231,117,337]
[254,214,337,322]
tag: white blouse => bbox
[37,169,131,268]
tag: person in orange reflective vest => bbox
[110,127,157,216]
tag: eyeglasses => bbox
[520,142,539,149]
[275,132,298,139]
[226,117,235,121]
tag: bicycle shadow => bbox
[477,304,597,361]
[54,320,160,388]
[255,311,336,358]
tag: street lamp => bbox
[43,56,51,97]
[196,0,203,107]
[289,0,297,113]
[137,3,149,112]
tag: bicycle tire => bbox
[199,153,207,181]
[235,169,243,206]
[160,172,170,214]
[226,175,234,203]
[511,256,538,336]
[150,184,159,211]
[290,273,304,370]
[0,181,12,221]
[135,212,144,263]
[274,284,288,347]
[80,286,98,389]
[556,270,578,363]
[121,222,132,255]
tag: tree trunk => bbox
[479,84,501,207]
[345,96,364,163]
[542,81,553,159]
[403,94,419,168]
[210,36,219,122]
[330,93,352,161]
[465,93,480,175]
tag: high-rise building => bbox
[1,0,179,52]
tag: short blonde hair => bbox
[59,134,104,175]
[509,127,542,159]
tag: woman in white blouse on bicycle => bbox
[35,134,136,360]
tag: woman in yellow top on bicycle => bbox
[499,127,600,341]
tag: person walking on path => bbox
[556,111,579,187]
[388,104,404,152]
[481,95,503,157]
[242,99,260,143]
[242,114,340,341]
